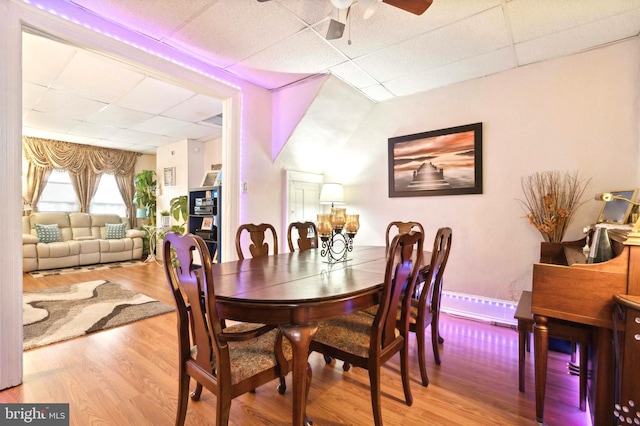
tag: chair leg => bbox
[368,368,384,426]
[277,377,287,395]
[216,392,233,426]
[416,326,429,387]
[518,323,526,393]
[176,372,190,426]
[190,383,203,401]
[400,343,413,407]
[431,321,442,366]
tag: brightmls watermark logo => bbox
[0,404,68,425]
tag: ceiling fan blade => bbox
[382,0,433,15]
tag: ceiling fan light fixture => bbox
[360,0,382,19]
[330,0,354,9]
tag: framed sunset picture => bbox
[388,122,483,197]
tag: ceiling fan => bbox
[330,0,433,18]
[325,0,433,40]
[258,0,433,39]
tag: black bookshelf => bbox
[188,186,221,262]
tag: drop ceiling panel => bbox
[69,0,213,41]
[23,110,81,133]
[22,83,48,110]
[85,105,154,128]
[329,61,378,89]
[33,90,107,121]
[231,28,346,74]
[114,77,196,114]
[354,7,511,82]
[132,116,191,135]
[167,0,308,68]
[22,33,76,87]
[515,9,640,65]
[51,50,146,103]
[162,94,224,122]
[384,47,515,97]
[506,0,640,43]
[166,123,221,140]
[67,122,118,139]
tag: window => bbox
[37,170,127,216]
[37,170,79,212]
[90,173,126,216]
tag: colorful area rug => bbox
[23,280,174,350]
[28,259,147,278]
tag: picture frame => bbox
[388,122,483,197]
[164,167,176,186]
[597,189,638,224]
[201,217,213,230]
[200,170,221,187]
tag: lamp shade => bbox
[330,0,354,9]
[320,183,345,205]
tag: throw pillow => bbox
[35,223,61,243]
[105,222,127,239]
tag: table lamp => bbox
[596,192,640,245]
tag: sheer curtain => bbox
[22,137,138,224]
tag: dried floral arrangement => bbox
[518,171,591,243]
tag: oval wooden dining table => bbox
[210,245,391,426]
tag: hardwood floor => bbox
[2,263,590,425]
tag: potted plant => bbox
[169,195,189,234]
[160,210,171,227]
[133,170,157,226]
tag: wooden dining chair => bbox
[310,231,424,426]
[386,221,425,250]
[163,232,293,426]
[235,223,278,260]
[286,221,318,252]
[405,226,452,386]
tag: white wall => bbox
[321,38,640,303]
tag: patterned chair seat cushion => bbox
[314,311,397,358]
[191,322,292,385]
[363,301,420,325]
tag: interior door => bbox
[284,171,323,251]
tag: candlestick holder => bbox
[317,211,359,264]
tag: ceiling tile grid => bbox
[18,0,640,154]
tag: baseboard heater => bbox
[440,291,518,327]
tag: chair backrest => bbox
[163,232,223,378]
[420,227,453,314]
[235,223,278,260]
[374,231,424,351]
[385,221,425,250]
[287,221,318,252]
